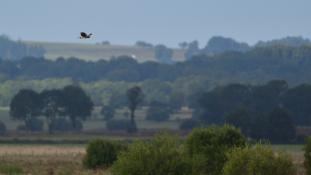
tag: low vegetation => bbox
[223,145,296,175]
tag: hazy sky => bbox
[0,0,310,47]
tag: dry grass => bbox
[0,145,109,175]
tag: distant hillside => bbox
[26,41,186,62]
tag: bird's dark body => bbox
[80,32,92,39]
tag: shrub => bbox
[112,133,191,175]
[185,125,246,175]
[0,121,7,135]
[83,139,126,169]
[106,119,131,131]
[304,137,311,175]
[223,145,296,175]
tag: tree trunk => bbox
[128,109,137,133]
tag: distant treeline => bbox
[0,45,311,84]
[0,35,45,60]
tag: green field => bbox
[26,41,186,62]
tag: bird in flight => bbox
[80,32,93,39]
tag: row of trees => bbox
[9,85,146,133]
[0,35,45,60]
[9,85,94,133]
[1,45,311,84]
[182,36,311,60]
[188,80,311,143]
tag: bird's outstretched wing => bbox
[80,32,87,37]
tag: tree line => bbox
[0,45,311,84]
[9,85,94,133]
[0,35,45,60]
[189,80,311,143]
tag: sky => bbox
[0,0,310,47]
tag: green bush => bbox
[223,145,296,175]
[185,125,246,175]
[304,137,311,175]
[83,139,126,169]
[112,133,191,175]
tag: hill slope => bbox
[26,41,186,62]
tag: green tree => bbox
[9,89,42,132]
[126,86,144,133]
[40,89,64,134]
[185,125,246,175]
[225,107,251,136]
[267,107,296,143]
[62,85,94,131]
[154,44,173,64]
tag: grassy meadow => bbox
[26,41,186,62]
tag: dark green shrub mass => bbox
[223,145,296,175]
[83,139,125,169]
[112,133,191,175]
[185,125,246,175]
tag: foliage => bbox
[225,108,251,135]
[202,36,250,55]
[223,145,296,175]
[0,35,45,60]
[135,41,153,48]
[62,85,94,130]
[126,86,144,133]
[154,44,173,63]
[185,125,246,175]
[1,45,311,84]
[267,107,296,143]
[304,137,311,175]
[112,133,191,175]
[83,139,126,169]
[40,89,64,133]
[10,89,42,131]
[106,119,131,131]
